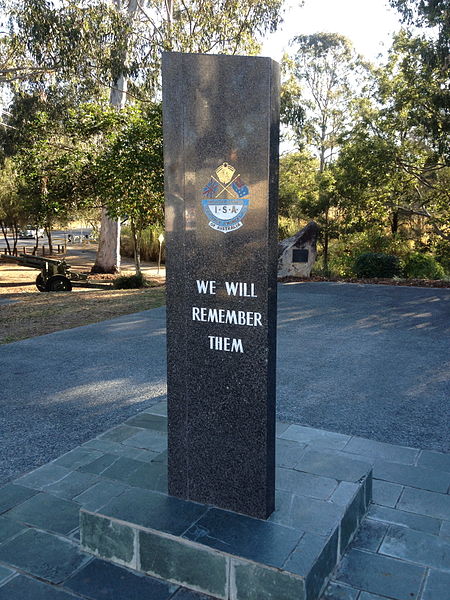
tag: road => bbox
[0,229,92,252]
[0,282,448,483]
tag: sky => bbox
[261,0,404,62]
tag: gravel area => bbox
[0,282,448,484]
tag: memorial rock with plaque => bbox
[162,51,280,519]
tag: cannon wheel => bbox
[46,275,72,292]
[36,274,47,292]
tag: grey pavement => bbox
[1,282,448,484]
[0,403,449,600]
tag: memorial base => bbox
[79,425,372,600]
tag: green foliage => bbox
[279,151,319,221]
[4,0,284,96]
[98,104,164,230]
[112,273,155,289]
[403,252,446,279]
[121,226,165,263]
[353,252,402,279]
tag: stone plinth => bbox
[162,52,279,519]
[80,416,372,600]
[278,222,319,278]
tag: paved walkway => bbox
[0,402,449,599]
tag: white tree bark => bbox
[92,0,137,273]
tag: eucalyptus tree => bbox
[282,33,368,270]
[4,0,285,271]
[96,104,164,275]
[334,31,450,246]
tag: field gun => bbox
[2,253,88,292]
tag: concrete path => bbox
[1,282,449,485]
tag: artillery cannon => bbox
[2,253,88,292]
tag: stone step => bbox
[80,450,372,600]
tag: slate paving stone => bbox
[64,557,177,600]
[4,492,80,535]
[172,590,214,599]
[279,425,351,450]
[54,448,103,470]
[0,575,83,600]
[379,524,450,571]
[231,559,304,600]
[15,464,72,490]
[81,511,136,567]
[421,569,450,600]
[350,518,388,552]
[45,471,99,500]
[78,453,120,475]
[99,425,141,443]
[132,449,161,463]
[372,479,403,508]
[368,504,441,534]
[0,528,91,584]
[97,487,207,536]
[140,530,228,599]
[440,520,450,539]
[0,566,14,584]
[269,490,342,536]
[276,422,291,436]
[121,461,168,493]
[149,449,167,463]
[276,466,338,499]
[122,429,167,453]
[100,457,143,482]
[295,449,370,483]
[322,581,360,600]
[144,401,167,416]
[275,438,306,468]
[183,507,302,569]
[0,484,38,514]
[0,516,26,544]
[373,460,450,494]
[284,530,338,599]
[124,413,168,432]
[330,482,359,506]
[73,480,130,512]
[418,450,450,473]
[343,437,419,465]
[335,548,425,600]
[358,594,388,600]
[397,487,450,520]
[82,439,124,453]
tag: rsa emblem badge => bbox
[201,163,249,233]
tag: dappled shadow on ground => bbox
[276,283,450,452]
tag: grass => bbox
[0,286,166,345]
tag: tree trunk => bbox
[12,224,18,255]
[46,227,53,255]
[391,210,399,235]
[92,0,138,274]
[0,222,11,255]
[91,208,121,273]
[323,207,329,274]
[131,221,141,275]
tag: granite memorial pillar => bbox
[162,52,279,519]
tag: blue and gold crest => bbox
[201,163,249,233]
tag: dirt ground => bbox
[0,245,166,345]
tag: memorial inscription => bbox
[163,52,279,519]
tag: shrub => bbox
[403,253,446,280]
[112,273,155,289]
[353,252,401,278]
